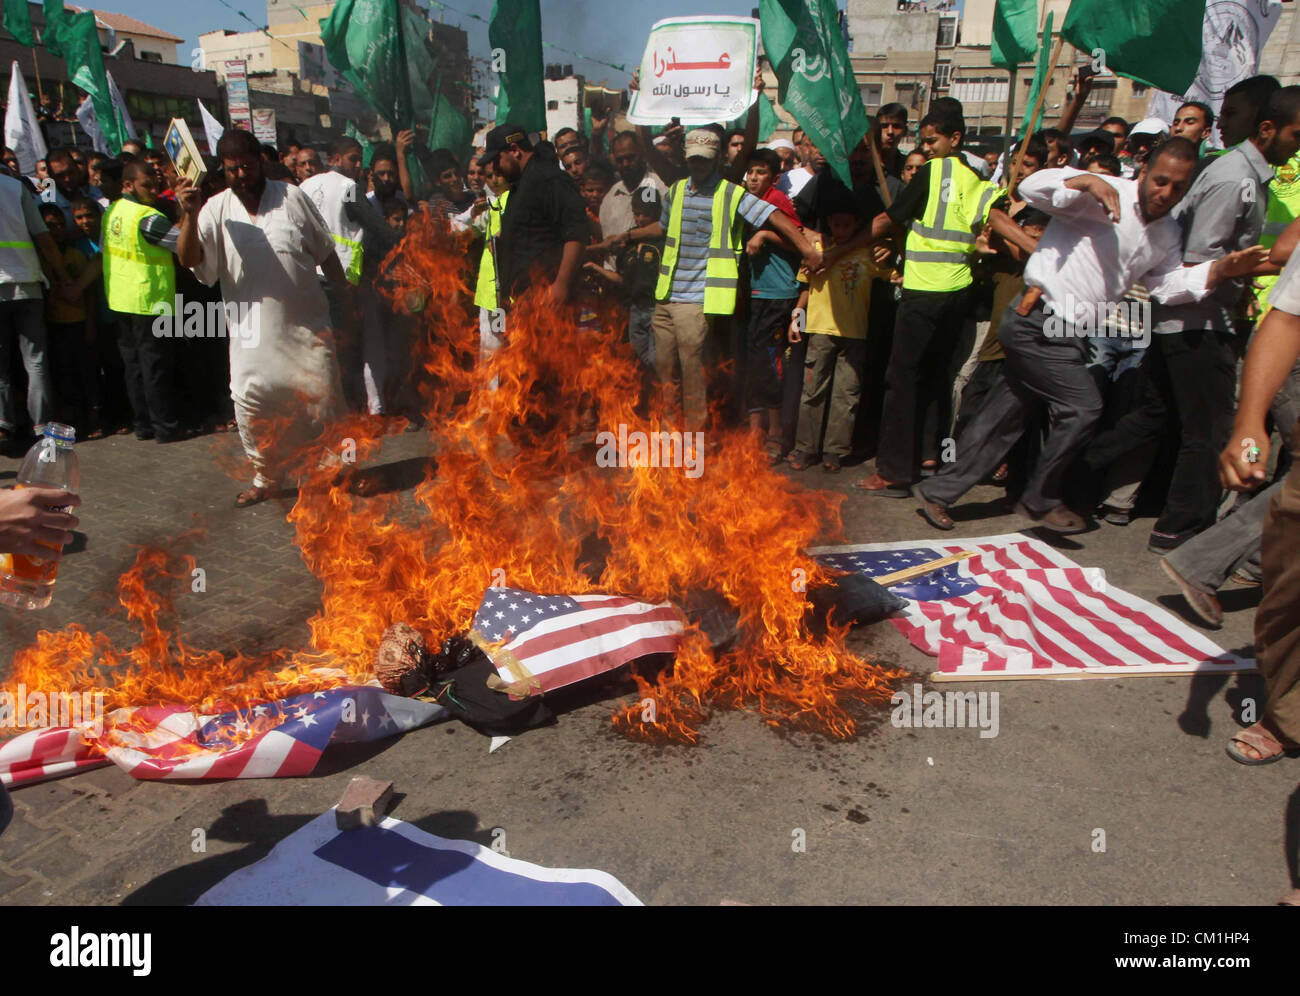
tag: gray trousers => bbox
[919,296,1103,516]
[0,298,51,432]
[1163,360,1300,591]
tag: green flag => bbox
[42,0,69,57]
[727,94,781,144]
[1018,11,1054,142]
[1061,0,1205,95]
[428,76,472,164]
[760,0,869,187]
[990,0,1038,70]
[345,121,373,168]
[489,0,545,132]
[145,131,154,150]
[4,0,34,46]
[321,0,415,129]
[64,11,121,153]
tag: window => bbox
[934,62,952,89]
[1131,83,1149,97]
[140,51,162,63]
[859,83,882,112]
[936,14,958,48]
[1084,77,1117,112]
[546,99,558,110]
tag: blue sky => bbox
[114,0,763,87]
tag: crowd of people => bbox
[3,69,1300,763]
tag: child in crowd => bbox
[787,207,895,473]
[579,163,614,242]
[583,186,663,372]
[741,148,803,459]
[39,203,101,438]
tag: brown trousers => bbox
[1256,424,1300,743]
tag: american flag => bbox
[470,587,684,695]
[810,533,1251,681]
[0,685,448,788]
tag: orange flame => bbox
[1,210,905,749]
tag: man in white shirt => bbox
[914,138,1268,533]
[175,129,354,507]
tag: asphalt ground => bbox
[0,427,1295,907]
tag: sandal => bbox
[235,485,276,508]
[786,450,817,471]
[912,485,954,530]
[764,437,784,461]
[823,455,842,474]
[1226,723,1296,765]
[853,473,911,498]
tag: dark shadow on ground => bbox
[120,798,316,905]
[1178,659,1263,738]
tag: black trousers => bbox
[116,311,180,437]
[920,297,1103,516]
[1082,329,1236,540]
[876,285,971,483]
[745,296,797,414]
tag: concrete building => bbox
[845,0,943,126]
[1260,1,1300,88]
[0,3,217,149]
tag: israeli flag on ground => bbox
[196,810,642,906]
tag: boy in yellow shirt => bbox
[787,209,895,472]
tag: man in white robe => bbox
[175,129,354,506]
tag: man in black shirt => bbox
[482,123,589,306]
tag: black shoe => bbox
[135,429,155,441]
[155,429,193,444]
[1148,530,1189,554]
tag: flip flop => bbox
[1226,723,1293,766]
[853,473,911,498]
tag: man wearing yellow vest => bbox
[0,168,72,453]
[622,129,819,432]
[857,105,1002,496]
[300,136,397,413]
[473,160,510,392]
[102,160,187,442]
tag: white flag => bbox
[107,72,137,143]
[4,61,47,177]
[198,100,224,155]
[1147,0,1284,142]
[75,94,107,154]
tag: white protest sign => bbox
[627,15,758,126]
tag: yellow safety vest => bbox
[102,198,175,316]
[1256,153,1300,316]
[474,189,510,312]
[655,177,746,315]
[903,156,998,293]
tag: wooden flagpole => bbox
[31,49,43,106]
[1008,30,1066,197]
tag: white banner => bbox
[1147,0,1283,136]
[107,72,137,143]
[198,99,223,155]
[627,16,758,126]
[4,62,46,177]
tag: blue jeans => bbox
[0,298,51,432]
[627,303,655,368]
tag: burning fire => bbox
[2,211,904,750]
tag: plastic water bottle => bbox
[0,423,79,611]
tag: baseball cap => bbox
[478,123,531,166]
[1128,116,1170,138]
[684,129,720,160]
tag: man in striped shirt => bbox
[615,130,818,432]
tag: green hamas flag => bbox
[428,76,472,164]
[1018,11,1054,141]
[345,121,373,168]
[64,11,121,153]
[991,0,1038,69]
[1062,0,1205,95]
[4,0,34,46]
[321,0,414,128]
[760,0,869,187]
[489,0,545,132]
[42,0,69,57]
[726,94,781,144]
